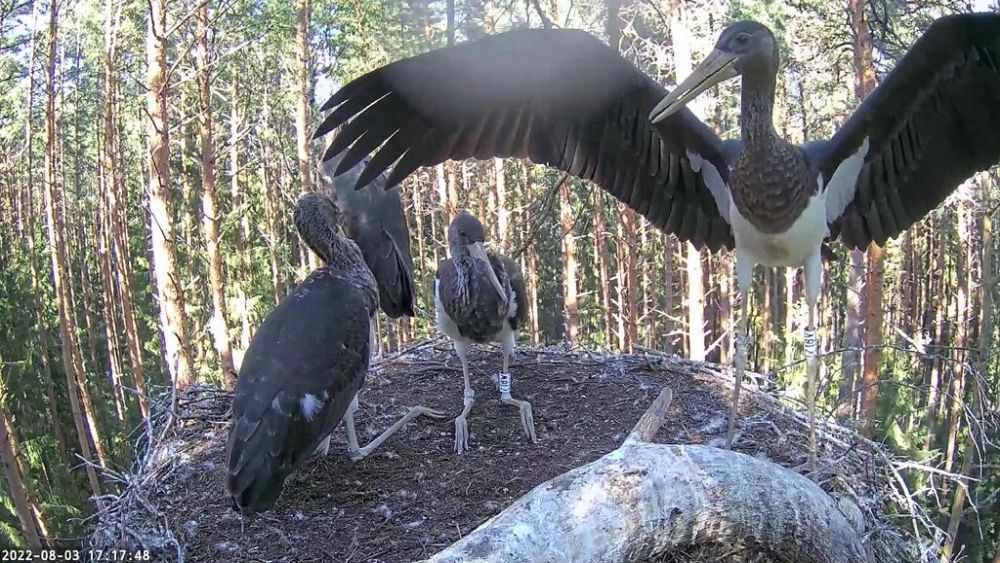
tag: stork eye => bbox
[733,33,750,47]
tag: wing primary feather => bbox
[314,85,391,139]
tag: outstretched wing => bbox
[817,13,1000,249]
[315,29,734,250]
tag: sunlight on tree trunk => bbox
[0,407,42,548]
[197,0,236,381]
[849,0,882,439]
[146,0,194,388]
[43,0,106,501]
[558,181,579,346]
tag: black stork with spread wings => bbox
[312,13,1000,469]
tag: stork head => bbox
[651,21,778,123]
[294,192,344,263]
[448,211,506,300]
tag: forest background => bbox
[0,0,997,559]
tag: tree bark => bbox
[849,0,882,439]
[593,191,616,348]
[102,0,148,418]
[260,89,285,305]
[23,3,70,458]
[558,181,579,346]
[494,159,508,254]
[146,0,194,388]
[0,407,43,548]
[43,1,106,501]
[196,0,236,379]
[522,167,541,344]
[944,200,971,475]
[662,237,675,354]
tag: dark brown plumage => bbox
[226,193,377,513]
[433,212,534,453]
[321,151,416,318]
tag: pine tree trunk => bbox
[522,167,541,344]
[784,266,795,366]
[663,237,675,354]
[435,164,448,262]
[559,181,580,346]
[494,159,508,254]
[624,213,640,353]
[196,0,235,379]
[924,218,948,452]
[944,201,971,474]
[95,199,127,425]
[685,243,705,361]
[593,192,616,349]
[295,0,313,194]
[615,217,628,350]
[260,91,285,305]
[43,1,105,501]
[24,9,71,456]
[849,0,882,437]
[146,0,194,388]
[0,407,42,548]
[102,0,149,417]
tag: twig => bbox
[624,387,673,445]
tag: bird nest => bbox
[87,342,941,562]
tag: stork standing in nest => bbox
[226,192,442,513]
[435,212,533,453]
[314,14,1000,470]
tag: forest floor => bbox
[90,342,924,562]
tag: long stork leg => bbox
[344,394,445,462]
[726,254,752,448]
[453,341,476,453]
[497,330,537,443]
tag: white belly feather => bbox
[729,190,828,268]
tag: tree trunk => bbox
[593,192,616,349]
[260,88,285,306]
[146,0,194,388]
[24,6,71,458]
[102,0,148,418]
[944,200,971,475]
[196,0,236,380]
[615,215,628,350]
[523,167,541,344]
[494,159,508,253]
[849,0,882,438]
[662,237,675,354]
[685,243,705,361]
[761,269,773,373]
[559,181,579,346]
[43,1,105,501]
[435,163,448,261]
[295,0,312,196]
[0,407,42,548]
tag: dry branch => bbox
[423,387,871,563]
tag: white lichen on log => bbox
[424,388,871,563]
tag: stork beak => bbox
[650,49,739,124]
[469,242,506,302]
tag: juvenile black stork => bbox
[434,212,532,453]
[226,192,441,513]
[313,13,1000,468]
[320,151,416,319]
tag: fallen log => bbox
[424,388,870,563]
